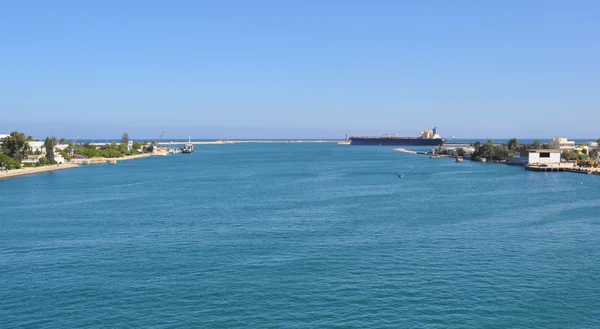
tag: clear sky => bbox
[1,0,599,139]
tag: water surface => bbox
[1,144,599,328]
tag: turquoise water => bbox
[1,144,599,328]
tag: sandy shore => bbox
[70,153,152,164]
[1,153,155,181]
[0,163,80,180]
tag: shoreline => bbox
[396,148,600,176]
[70,153,153,165]
[0,163,80,180]
[0,153,154,181]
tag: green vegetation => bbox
[26,135,34,141]
[472,140,510,161]
[515,139,550,153]
[75,141,140,158]
[1,132,29,162]
[456,148,465,156]
[1,131,145,170]
[506,138,519,153]
[59,150,72,161]
[44,137,58,164]
[37,156,49,166]
[0,153,21,169]
[562,150,587,161]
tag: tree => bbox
[37,156,49,166]
[562,150,587,161]
[597,138,600,145]
[582,148,588,155]
[531,140,541,149]
[0,153,21,169]
[118,142,128,154]
[457,148,465,156]
[122,133,130,145]
[44,137,58,164]
[507,138,519,153]
[473,141,481,149]
[26,135,34,141]
[0,131,29,162]
[59,138,67,144]
[472,140,510,161]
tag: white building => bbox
[54,154,65,164]
[548,137,575,151]
[527,149,561,165]
[55,144,70,152]
[28,141,45,153]
[21,155,43,164]
[578,141,598,150]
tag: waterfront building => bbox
[25,141,45,153]
[548,137,575,150]
[527,149,561,165]
[21,155,43,165]
[54,154,65,164]
[55,144,70,154]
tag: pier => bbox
[526,163,600,175]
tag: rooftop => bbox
[527,149,562,153]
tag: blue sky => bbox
[1,0,598,139]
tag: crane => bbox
[68,135,80,156]
[155,131,164,145]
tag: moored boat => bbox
[182,137,194,153]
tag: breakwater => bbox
[156,140,341,145]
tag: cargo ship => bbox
[349,127,445,146]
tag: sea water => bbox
[1,144,599,328]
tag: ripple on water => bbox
[1,144,599,328]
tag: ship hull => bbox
[349,137,445,146]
